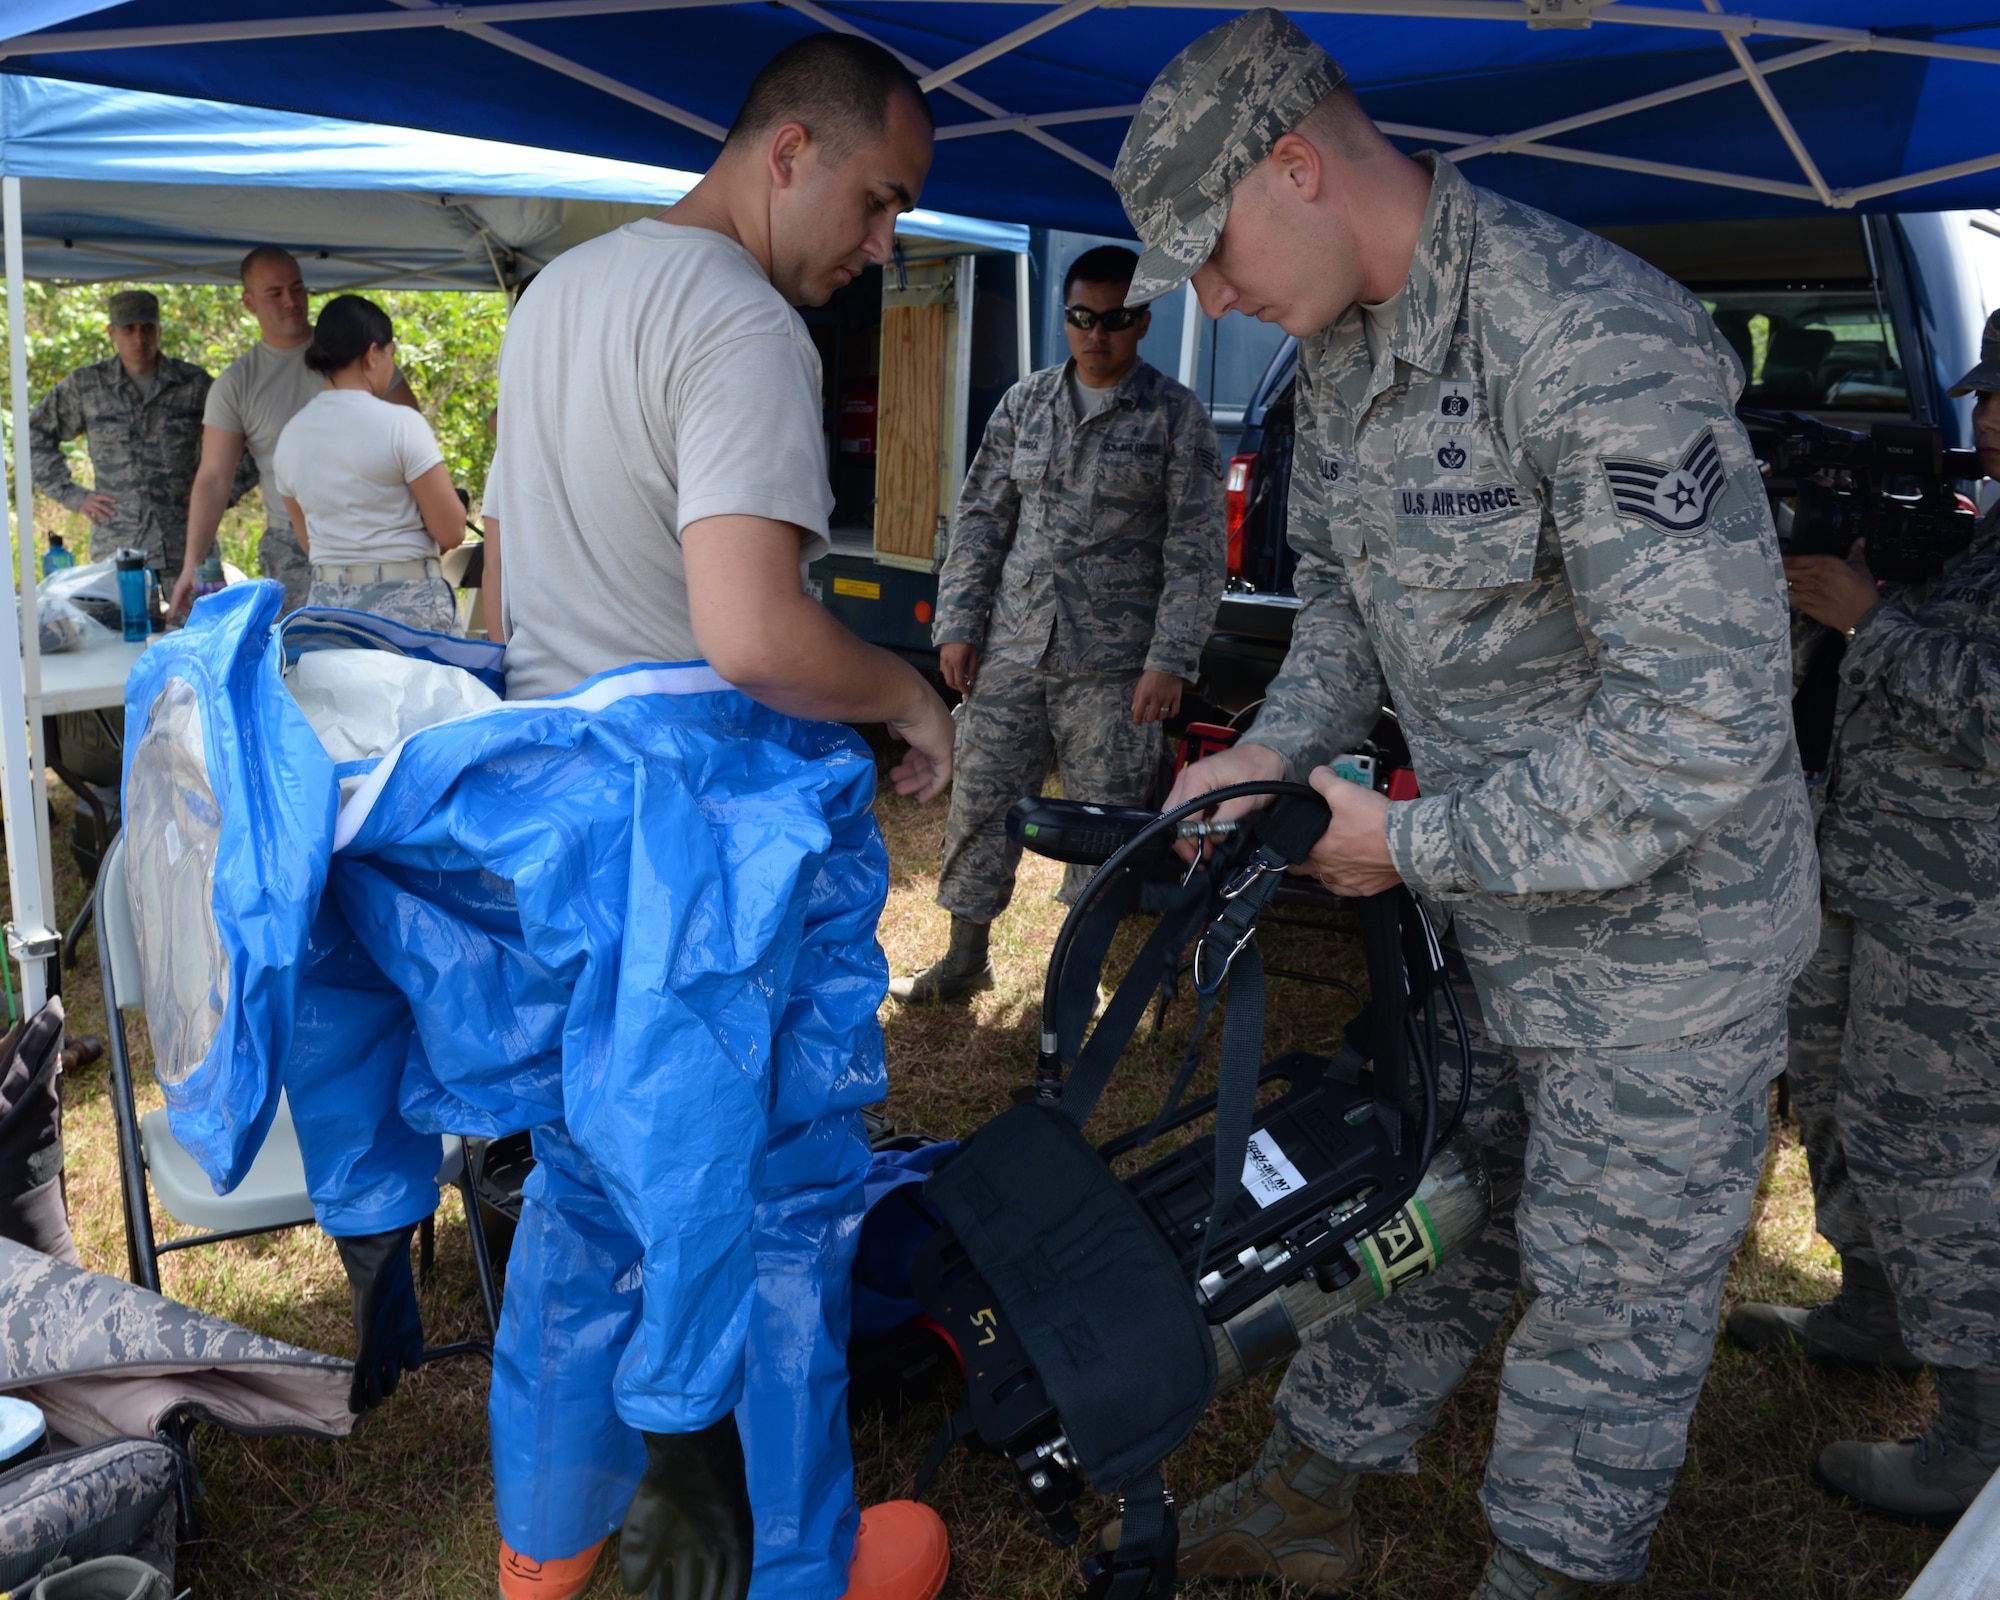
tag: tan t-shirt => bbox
[204,340,322,543]
[489,220,833,701]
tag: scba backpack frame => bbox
[906,782,1489,1599]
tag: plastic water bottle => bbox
[40,534,75,579]
[114,552,149,642]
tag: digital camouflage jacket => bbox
[29,354,214,571]
[932,357,1226,680]
[1818,501,2000,946]
[1246,155,1818,1048]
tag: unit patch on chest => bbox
[1600,428,1727,536]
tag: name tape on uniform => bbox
[1395,483,1526,520]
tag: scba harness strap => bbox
[910,783,1460,1598]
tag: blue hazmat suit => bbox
[121,583,889,1596]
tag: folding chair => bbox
[96,832,503,1341]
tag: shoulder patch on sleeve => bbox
[1600,427,1727,537]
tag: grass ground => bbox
[22,767,1951,1598]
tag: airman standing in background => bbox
[29,289,214,577]
[892,244,1225,1004]
[1731,310,2000,1524]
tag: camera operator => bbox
[1731,309,2000,1521]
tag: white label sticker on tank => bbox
[1243,1129,1307,1208]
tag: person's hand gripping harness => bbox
[619,1416,756,1600]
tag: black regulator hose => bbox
[1034,780,1327,1077]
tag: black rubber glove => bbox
[618,1415,754,1600]
[332,1223,427,1414]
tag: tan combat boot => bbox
[1727,1258,1921,1372]
[1101,1420,1359,1597]
[1817,1367,2000,1525]
[1469,1544,1586,1599]
[887,915,995,1004]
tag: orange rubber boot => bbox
[498,1536,608,1600]
[840,1500,949,1600]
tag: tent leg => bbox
[0,174,54,1016]
[99,884,162,1293]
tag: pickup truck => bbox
[1203,209,2000,706]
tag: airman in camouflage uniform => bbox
[891,249,1224,1002]
[1730,313,2000,1521]
[29,289,214,573]
[1121,13,1815,1593]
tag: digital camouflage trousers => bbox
[1277,962,1784,1585]
[304,575,460,634]
[257,526,312,612]
[935,655,1162,922]
[1787,910,2000,1370]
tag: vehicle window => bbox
[1700,289,1908,412]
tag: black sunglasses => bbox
[1065,303,1150,333]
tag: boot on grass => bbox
[1727,1257,1921,1372]
[1099,1419,1359,1598]
[1817,1367,2000,1524]
[888,915,994,1004]
[1470,1544,1585,1600]
[498,1538,607,1600]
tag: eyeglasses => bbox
[1064,304,1150,333]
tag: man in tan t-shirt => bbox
[169,246,420,615]
[484,33,954,1600]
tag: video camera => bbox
[1745,409,1981,583]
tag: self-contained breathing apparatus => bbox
[905,782,1489,1600]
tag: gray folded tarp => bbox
[0,1238,356,1445]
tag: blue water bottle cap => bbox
[0,1395,47,1472]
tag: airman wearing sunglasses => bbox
[891,244,1226,1003]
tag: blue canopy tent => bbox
[0,4,1993,999]
[4,2,2000,235]
[0,69,1025,1013]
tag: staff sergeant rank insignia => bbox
[1601,427,1727,536]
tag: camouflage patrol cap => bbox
[107,289,159,327]
[1113,9,1345,305]
[1947,307,2000,396]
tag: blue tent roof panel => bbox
[4,3,2000,235]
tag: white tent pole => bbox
[1,0,730,59]
[919,0,1104,92]
[455,25,727,140]
[1444,39,1847,163]
[1702,0,1832,206]
[1177,284,1200,389]
[1836,150,2000,208]
[1381,118,1820,200]
[13,1,2000,72]
[0,175,52,1015]
[935,104,1141,140]
[784,0,1116,181]
[1014,250,1033,381]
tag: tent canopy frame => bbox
[7,0,2000,210]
